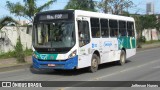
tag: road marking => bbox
[94,59,160,80]
[58,88,64,90]
[59,59,160,90]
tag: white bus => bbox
[32,10,136,72]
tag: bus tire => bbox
[89,54,99,73]
[119,50,126,65]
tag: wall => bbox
[142,29,160,41]
[0,26,32,54]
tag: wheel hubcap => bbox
[121,54,125,63]
[92,59,97,68]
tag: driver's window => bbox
[78,20,90,47]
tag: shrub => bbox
[14,36,25,63]
[140,36,146,43]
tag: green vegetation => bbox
[4,0,56,62]
[131,14,160,48]
[0,49,32,60]
[14,37,25,63]
[137,40,160,48]
[0,51,16,59]
[143,40,160,44]
[65,0,96,11]
[97,0,133,14]
[25,49,33,56]
[0,37,32,61]
[6,0,56,22]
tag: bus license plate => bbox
[48,64,55,67]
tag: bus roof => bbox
[35,10,134,22]
[74,10,134,22]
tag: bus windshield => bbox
[33,21,75,49]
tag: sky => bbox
[0,0,160,20]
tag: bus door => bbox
[109,20,119,60]
[101,38,111,63]
[77,17,91,68]
[109,38,118,51]
[100,19,110,63]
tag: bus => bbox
[32,10,136,72]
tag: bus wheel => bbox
[119,50,126,65]
[89,54,99,73]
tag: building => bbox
[146,2,154,15]
[16,20,30,26]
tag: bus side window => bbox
[109,20,118,37]
[100,19,109,37]
[119,21,127,36]
[78,21,90,47]
[90,18,100,38]
[127,22,134,37]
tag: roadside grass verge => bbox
[0,49,32,59]
[143,40,160,44]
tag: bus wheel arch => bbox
[121,48,126,54]
[93,50,100,64]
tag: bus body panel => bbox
[126,49,136,58]
[32,56,78,69]
[100,38,110,63]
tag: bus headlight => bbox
[68,50,77,58]
[33,53,38,59]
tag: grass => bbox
[143,40,160,44]
[137,40,160,48]
[0,51,16,59]
[0,49,32,59]
[25,49,33,56]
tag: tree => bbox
[15,36,25,63]
[0,16,18,30]
[143,15,157,29]
[98,0,112,13]
[132,15,157,43]
[98,0,133,14]
[6,0,56,22]
[131,15,144,46]
[65,0,96,11]
[156,15,160,31]
[142,15,157,41]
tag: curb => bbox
[137,45,160,51]
[0,63,32,72]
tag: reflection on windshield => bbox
[33,22,75,48]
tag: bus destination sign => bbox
[39,14,69,20]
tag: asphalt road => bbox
[1,48,160,90]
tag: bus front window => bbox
[33,22,75,49]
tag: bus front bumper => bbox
[32,56,78,70]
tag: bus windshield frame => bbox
[33,21,76,53]
[32,11,75,53]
